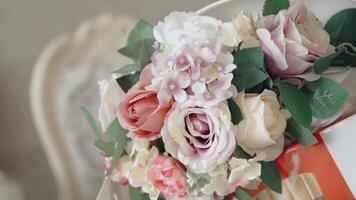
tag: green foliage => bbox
[313,48,345,74]
[81,106,129,175]
[127,20,154,44]
[232,47,270,90]
[116,73,140,92]
[286,119,317,146]
[94,139,115,156]
[234,188,252,200]
[129,186,145,200]
[112,63,141,76]
[233,145,252,160]
[118,19,155,69]
[279,82,312,128]
[118,38,155,69]
[104,119,128,143]
[303,78,349,119]
[80,106,101,138]
[260,161,282,193]
[263,0,290,16]
[325,9,356,67]
[227,99,243,125]
[116,19,155,91]
[325,8,356,46]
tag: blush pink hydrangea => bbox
[148,156,187,198]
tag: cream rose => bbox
[161,100,236,173]
[233,90,289,161]
[98,78,125,132]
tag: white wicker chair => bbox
[30,14,135,200]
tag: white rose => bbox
[98,78,124,132]
[233,90,289,161]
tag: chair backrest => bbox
[30,14,135,200]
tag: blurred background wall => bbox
[0,0,216,199]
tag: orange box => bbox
[276,114,356,200]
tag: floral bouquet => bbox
[82,0,356,199]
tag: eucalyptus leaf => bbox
[94,139,115,156]
[232,47,270,90]
[304,78,348,119]
[227,99,243,125]
[279,82,312,128]
[313,48,345,74]
[286,119,317,146]
[116,73,140,92]
[325,8,356,46]
[81,106,101,138]
[127,19,154,44]
[107,141,128,174]
[325,8,356,67]
[118,38,155,69]
[104,119,128,143]
[112,63,141,77]
[233,145,252,160]
[129,186,144,200]
[263,0,290,16]
[260,161,282,193]
[234,188,252,200]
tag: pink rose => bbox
[117,65,172,140]
[148,156,187,198]
[256,0,333,80]
[161,100,236,173]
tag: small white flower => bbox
[228,155,263,188]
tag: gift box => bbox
[254,114,356,200]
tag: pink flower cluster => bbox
[148,156,187,198]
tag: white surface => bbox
[321,114,356,197]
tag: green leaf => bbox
[263,0,290,16]
[325,8,356,67]
[104,119,128,142]
[233,145,252,160]
[94,139,115,156]
[116,73,140,92]
[286,119,317,146]
[118,38,155,69]
[260,161,282,193]
[104,120,129,174]
[81,106,101,138]
[118,19,155,69]
[279,82,312,128]
[325,8,356,46]
[234,188,252,200]
[107,141,128,174]
[232,47,270,90]
[304,78,348,119]
[112,63,141,77]
[313,48,345,74]
[127,20,154,44]
[227,99,243,125]
[129,186,144,200]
